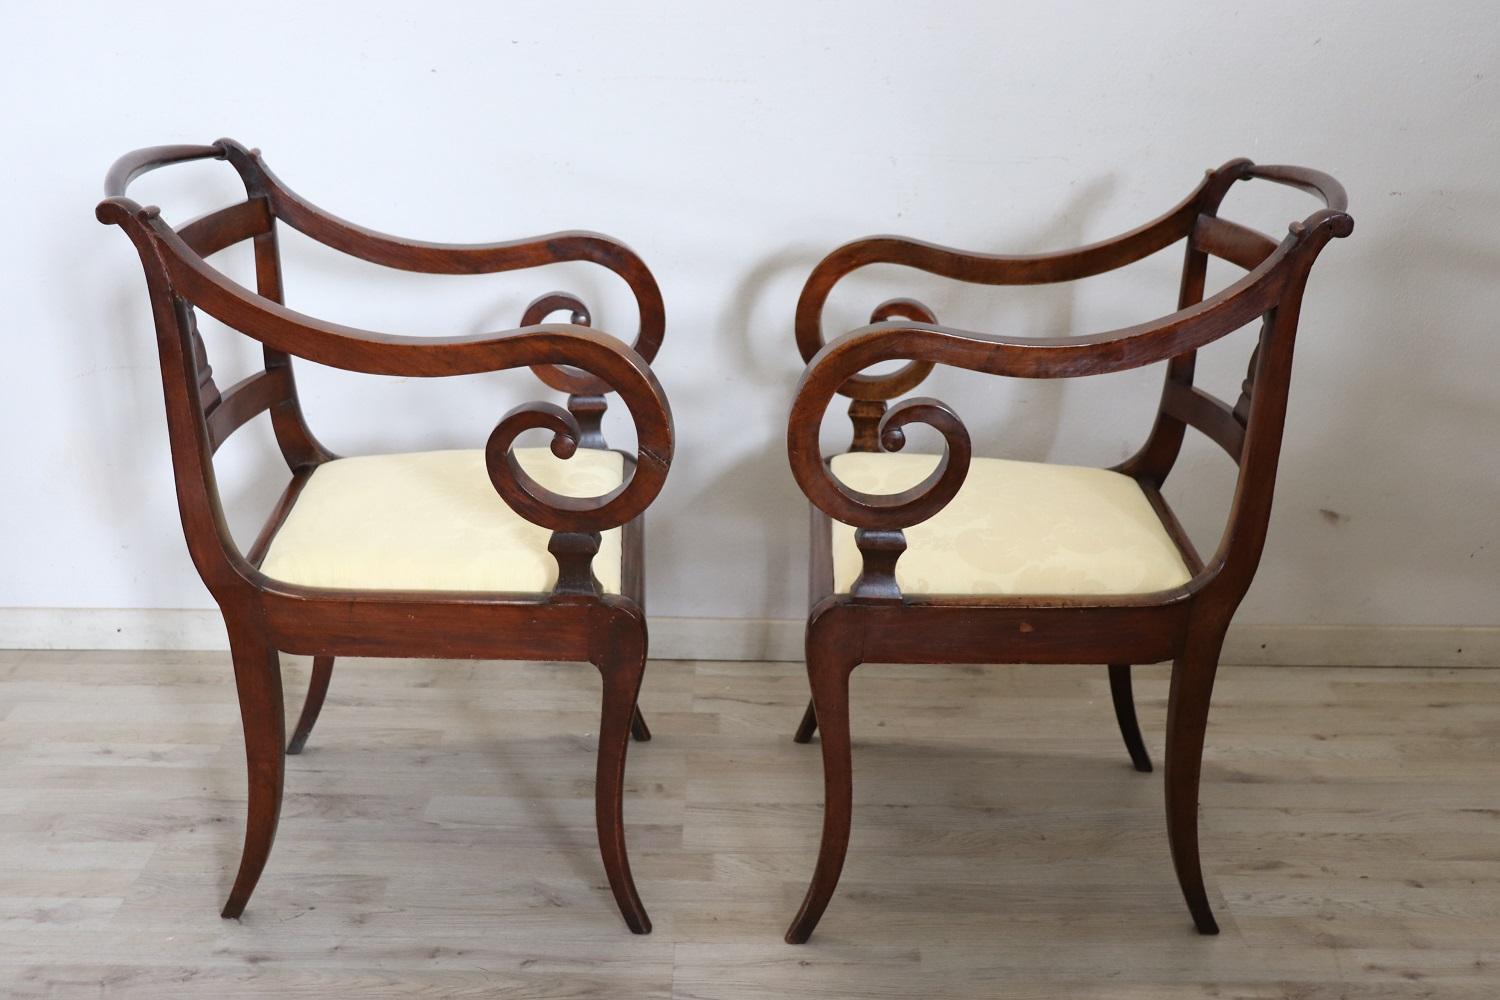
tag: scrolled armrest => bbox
[792,168,1228,401]
[214,139,665,397]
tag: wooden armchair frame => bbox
[98,140,673,933]
[783,159,1352,942]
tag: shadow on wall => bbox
[644,243,833,621]
[701,176,1123,619]
[1227,186,1500,625]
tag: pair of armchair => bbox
[99,142,1350,942]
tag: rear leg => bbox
[1108,663,1153,773]
[286,655,333,755]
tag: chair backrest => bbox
[98,143,334,595]
[1119,162,1353,597]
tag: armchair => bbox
[98,140,672,933]
[783,160,1352,941]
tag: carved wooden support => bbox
[180,300,222,411]
[549,530,604,600]
[849,528,906,602]
[568,393,609,450]
[847,399,886,453]
[1233,336,1263,424]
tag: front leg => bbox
[590,614,652,933]
[785,623,861,943]
[221,618,286,918]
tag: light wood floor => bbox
[1,649,1497,998]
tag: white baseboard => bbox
[1,608,1497,668]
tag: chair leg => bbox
[592,621,652,934]
[286,655,334,755]
[1164,626,1227,935]
[792,699,818,743]
[785,630,859,944]
[1108,663,1153,773]
[630,706,652,742]
[221,621,286,919]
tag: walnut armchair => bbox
[782,160,1352,942]
[98,140,672,933]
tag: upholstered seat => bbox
[829,452,1191,597]
[260,448,625,593]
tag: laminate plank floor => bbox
[1,649,1496,998]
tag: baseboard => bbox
[0,608,1497,667]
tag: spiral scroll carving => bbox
[838,298,940,401]
[522,291,599,395]
[485,391,667,536]
[789,385,972,534]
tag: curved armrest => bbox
[99,198,672,535]
[103,140,665,399]
[793,164,1239,401]
[214,139,663,397]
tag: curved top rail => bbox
[1244,164,1348,213]
[103,144,225,199]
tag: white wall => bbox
[3,1,1498,635]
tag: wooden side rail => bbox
[1190,215,1277,271]
[179,200,275,259]
[1161,380,1246,461]
[207,368,292,453]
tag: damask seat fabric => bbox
[259,448,624,594]
[829,452,1192,597]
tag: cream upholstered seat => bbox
[260,448,625,594]
[829,452,1192,597]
